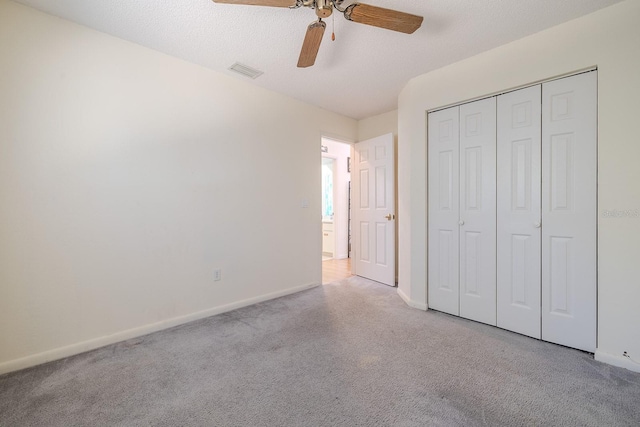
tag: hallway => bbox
[322,258,352,284]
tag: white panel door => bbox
[428,107,460,315]
[353,133,395,287]
[497,85,542,338]
[541,72,597,352]
[458,98,497,325]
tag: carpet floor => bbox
[1,276,639,426]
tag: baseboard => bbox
[397,288,427,311]
[595,349,640,373]
[0,282,320,376]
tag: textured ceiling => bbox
[13,0,624,119]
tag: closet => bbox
[427,71,597,352]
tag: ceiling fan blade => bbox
[212,0,297,7]
[297,20,326,68]
[344,3,423,34]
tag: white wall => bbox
[398,0,640,371]
[0,0,357,374]
[358,110,398,142]
[321,138,351,259]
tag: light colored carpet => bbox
[1,276,639,426]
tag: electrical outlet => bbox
[214,269,222,282]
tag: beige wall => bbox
[0,0,357,373]
[358,110,398,142]
[398,0,640,371]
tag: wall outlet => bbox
[214,269,222,282]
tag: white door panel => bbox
[459,98,497,325]
[541,72,597,352]
[497,85,542,338]
[428,107,460,315]
[354,134,395,286]
[427,72,597,353]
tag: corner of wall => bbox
[595,349,640,374]
[357,110,398,142]
[397,287,427,311]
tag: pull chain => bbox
[332,11,336,41]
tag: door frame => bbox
[321,155,337,258]
[320,136,354,267]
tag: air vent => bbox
[228,62,263,79]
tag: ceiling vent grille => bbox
[228,62,263,79]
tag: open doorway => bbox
[321,137,353,284]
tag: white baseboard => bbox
[397,288,427,311]
[0,282,320,376]
[595,349,640,373]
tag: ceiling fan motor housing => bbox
[315,0,332,18]
[211,0,424,67]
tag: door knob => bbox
[385,214,395,221]
[534,221,541,228]
[459,220,465,226]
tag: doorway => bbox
[321,137,353,284]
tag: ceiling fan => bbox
[212,0,423,68]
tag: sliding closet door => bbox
[459,98,497,325]
[428,106,460,315]
[541,72,597,352]
[496,86,542,338]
